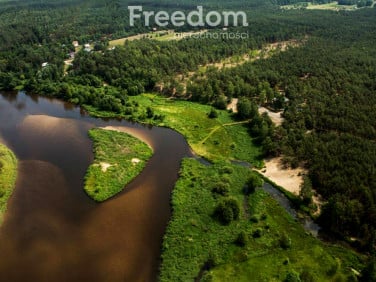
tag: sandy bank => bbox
[257,157,306,195]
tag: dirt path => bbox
[200,120,250,144]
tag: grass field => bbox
[281,1,370,11]
[159,159,363,282]
[109,30,208,46]
[84,128,153,202]
[0,144,17,224]
[128,94,263,165]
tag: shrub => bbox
[220,166,234,175]
[300,270,316,282]
[253,228,263,238]
[250,215,259,223]
[280,232,292,249]
[211,183,230,196]
[235,231,248,247]
[244,174,264,195]
[208,108,218,119]
[146,106,154,118]
[285,271,301,282]
[214,198,240,225]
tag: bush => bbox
[253,228,263,238]
[214,198,240,225]
[300,270,316,282]
[220,166,234,175]
[211,183,230,196]
[250,215,259,223]
[280,232,292,249]
[235,231,248,247]
[244,174,264,195]
[285,271,301,282]
[208,108,218,119]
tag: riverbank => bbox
[0,143,17,224]
[258,157,306,195]
[84,128,153,202]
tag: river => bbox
[0,91,192,282]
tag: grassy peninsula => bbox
[84,128,153,202]
[0,144,17,224]
[159,159,363,281]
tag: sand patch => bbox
[257,157,306,195]
[258,107,284,126]
[131,158,141,165]
[101,126,153,149]
[227,98,238,113]
[100,162,112,172]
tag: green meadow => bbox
[128,94,263,165]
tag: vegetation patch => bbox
[159,159,363,282]
[0,143,17,224]
[84,128,153,202]
[127,94,263,165]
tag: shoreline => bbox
[0,143,18,225]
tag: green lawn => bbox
[0,143,17,224]
[84,128,153,202]
[159,159,363,282]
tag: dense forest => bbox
[0,0,375,260]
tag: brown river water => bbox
[0,91,192,282]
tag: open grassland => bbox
[84,128,153,202]
[281,1,372,11]
[109,30,208,46]
[0,144,17,224]
[128,94,263,165]
[159,159,363,282]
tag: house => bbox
[72,41,79,47]
[42,62,48,68]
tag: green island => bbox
[0,144,17,224]
[84,128,153,202]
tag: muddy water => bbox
[0,91,192,282]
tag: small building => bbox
[42,62,48,68]
[72,41,79,47]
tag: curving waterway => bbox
[0,91,192,282]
